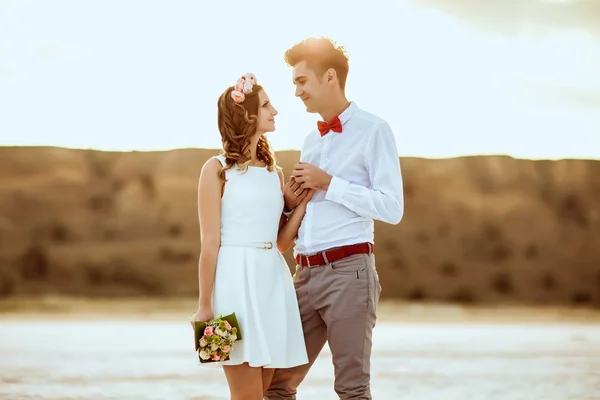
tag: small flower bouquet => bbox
[192,313,242,363]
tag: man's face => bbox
[292,60,327,114]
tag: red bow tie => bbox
[317,116,342,137]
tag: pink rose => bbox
[235,78,245,92]
[222,345,231,352]
[231,90,245,103]
[224,321,232,330]
[204,326,214,336]
[211,353,220,361]
[243,82,253,94]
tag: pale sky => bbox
[0,0,598,159]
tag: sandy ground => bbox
[1,298,600,399]
[2,296,600,324]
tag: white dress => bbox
[208,155,308,368]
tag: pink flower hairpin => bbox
[231,73,257,103]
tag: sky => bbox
[0,0,598,159]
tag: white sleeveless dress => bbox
[208,155,308,368]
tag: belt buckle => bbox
[263,242,273,249]
[299,254,311,268]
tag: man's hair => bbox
[284,37,350,91]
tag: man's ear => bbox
[326,68,337,84]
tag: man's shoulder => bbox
[352,107,389,128]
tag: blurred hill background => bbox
[1,146,598,306]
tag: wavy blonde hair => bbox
[216,83,277,182]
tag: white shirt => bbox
[294,102,404,256]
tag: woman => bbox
[190,73,310,400]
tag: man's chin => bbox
[304,105,318,113]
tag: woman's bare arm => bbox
[276,168,312,253]
[197,158,223,309]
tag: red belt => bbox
[296,242,374,268]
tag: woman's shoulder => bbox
[200,156,225,180]
[210,154,227,167]
[203,156,224,170]
[273,165,284,184]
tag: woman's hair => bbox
[216,74,277,182]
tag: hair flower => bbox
[231,90,245,103]
[235,78,245,92]
[230,73,257,103]
[243,73,257,86]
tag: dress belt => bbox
[220,240,275,250]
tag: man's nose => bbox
[295,87,302,97]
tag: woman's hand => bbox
[299,188,315,205]
[190,307,214,328]
[293,189,315,215]
[283,177,311,211]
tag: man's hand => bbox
[292,162,333,191]
[283,176,310,211]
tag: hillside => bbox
[0,146,599,305]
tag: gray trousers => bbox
[264,253,381,399]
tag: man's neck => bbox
[320,96,351,122]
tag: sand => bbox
[1,298,600,399]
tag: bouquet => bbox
[192,313,242,363]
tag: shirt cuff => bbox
[325,176,349,204]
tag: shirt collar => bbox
[338,101,357,126]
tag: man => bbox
[265,37,404,400]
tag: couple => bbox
[191,37,404,400]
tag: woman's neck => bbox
[248,133,264,166]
